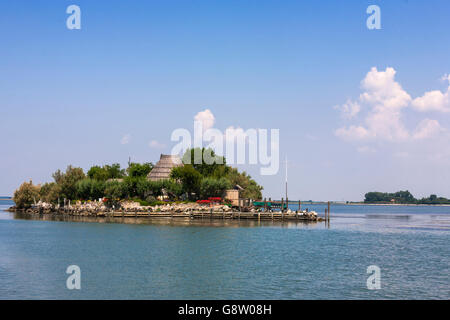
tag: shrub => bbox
[200,177,231,199]
[40,182,61,204]
[13,181,41,209]
[52,165,85,200]
[104,180,126,200]
[170,165,202,200]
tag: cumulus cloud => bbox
[335,125,370,141]
[334,99,361,119]
[335,67,450,145]
[359,67,411,110]
[194,109,215,131]
[335,67,411,142]
[121,134,131,145]
[149,140,166,148]
[411,87,450,113]
[412,119,443,140]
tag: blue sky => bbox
[1,0,450,200]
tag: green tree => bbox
[52,165,86,200]
[104,180,126,200]
[105,163,125,179]
[170,164,202,200]
[87,163,125,181]
[39,182,61,204]
[87,166,109,181]
[127,162,153,178]
[226,168,263,199]
[200,177,231,199]
[182,148,227,177]
[163,180,184,200]
[13,180,41,209]
[76,179,106,200]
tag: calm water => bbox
[0,200,449,299]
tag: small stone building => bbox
[225,184,244,206]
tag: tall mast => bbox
[285,156,288,207]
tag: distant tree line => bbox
[364,190,450,205]
[13,148,263,208]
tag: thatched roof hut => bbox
[148,154,183,181]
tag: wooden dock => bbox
[57,210,324,222]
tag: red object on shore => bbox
[196,200,211,204]
[208,197,222,202]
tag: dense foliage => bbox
[13,181,41,209]
[13,148,264,206]
[364,191,450,204]
[177,148,263,200]
[87,163,124,181]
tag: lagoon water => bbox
[0,199,449,299]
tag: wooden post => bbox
[327,201,331,222]
[325,208,327,220]
[298,200,301,212]
[239,198,242,212]
[281,198,284,213]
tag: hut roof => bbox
[148,154,183,181]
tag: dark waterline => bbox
[0,201,449,299]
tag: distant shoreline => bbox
[346,202,450,207]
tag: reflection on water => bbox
[11,211,321,229]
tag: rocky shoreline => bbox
[6,200,321,221]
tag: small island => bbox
[363,190,450,205]
[8,148,322,222]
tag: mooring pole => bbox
[328,201,331,222]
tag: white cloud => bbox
[334,99,361,119]
[194,109,215,131]
[149,140,166,148]
[360,67,412,110]
[412,119,443,140]
[121,134,131,145]
[336,67,412,142]
[441,74,450,83]
[411,87,450,113]
[335,125,370,141]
